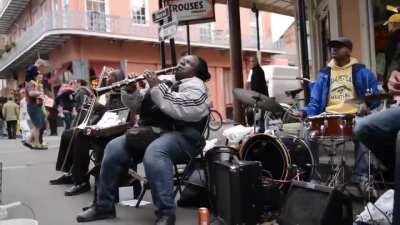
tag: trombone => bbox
[60,66,112,171]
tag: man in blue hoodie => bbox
[296,37,380,184]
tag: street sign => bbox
[159,19,178,41]
[152,7,171,23]
[164,0,215,25]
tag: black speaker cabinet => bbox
[280,180,354,225]
[211,159,262,225]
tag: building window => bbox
[200,22,214,43]
[319,11,330,65]
[86,0,107,32]
[250,12,257,37]
[131,0,147,24]
[87,0,105,13]
[250,11,263,40]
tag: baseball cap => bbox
[327,37,353,50]
[384,13,400,25]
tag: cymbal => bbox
[233,88,284,114]
[344,93,393,104]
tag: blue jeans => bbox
[97,128,202,215]
[304,116,369,181]
[63,111,72,130]
[354,107,400,172]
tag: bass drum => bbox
[239,134,314,189]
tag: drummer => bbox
[294,37,380,185]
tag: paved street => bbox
[0,134,198,225]
[0,122,363,225]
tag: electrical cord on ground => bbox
[20,202,36,220]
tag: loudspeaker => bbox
[210,159,262,225]
[279,181,353,225]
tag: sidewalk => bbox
[0,135,198,225]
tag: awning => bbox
[215,0,295,16]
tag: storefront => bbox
[306,0,399,85]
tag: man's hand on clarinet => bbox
[144,70,160,88]
[125,73,138,93]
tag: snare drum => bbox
[306,114,355,139]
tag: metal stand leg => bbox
[327,139,347,187]
[135,181,149,208]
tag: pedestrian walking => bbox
[25,64,47,150]
[19,89,31,143]
[56,83,75,130]
[2,96,20,139]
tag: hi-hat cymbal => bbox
[232,88,284,114]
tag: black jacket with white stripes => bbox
[121,76,210,132]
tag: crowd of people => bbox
[0,63,93,150]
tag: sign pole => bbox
[252,4,261,63]
[170,38,177,66]
[227,0,244,123]
[159,0,166,69]
[186,23,191,55]
[297,0,310,103]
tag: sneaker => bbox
[36,144,48,150]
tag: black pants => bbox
[55,128,118,185]
[55,129,90,184]
[55,129,74,173]
[6,120,17,139]
[48,117,58,135]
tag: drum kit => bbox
[232,88,315,189]
[232,88,393,192]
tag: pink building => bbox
[0,0,292,119]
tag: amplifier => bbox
[279,180,353,225]
[210,159,262,225]
[0,161,2,204]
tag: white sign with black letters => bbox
[165,0,215,25]
[158,18,178,41]
[152,7,171,23]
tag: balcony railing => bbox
[0,10,285,70]
[0,0,11,16]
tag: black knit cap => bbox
[193,56,211,82]
[328,37,353,50]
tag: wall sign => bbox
[164,0,215,25]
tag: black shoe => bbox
[155,214,176,225]
[49,174,73,185]
[82,203,95,211]
[76,205,115,222]
[65,182,90,196]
